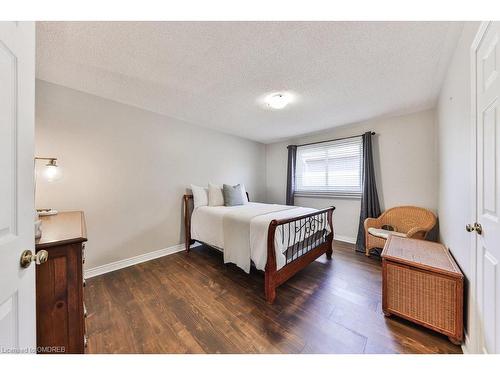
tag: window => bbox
[295,136,363,197]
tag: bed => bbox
[183,193,335,303]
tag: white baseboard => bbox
[84,242,199,279]
[461,332,472,354]
[334,234,356,244]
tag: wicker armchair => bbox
[364,206,437,256]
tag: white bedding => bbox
[191,202,330,273]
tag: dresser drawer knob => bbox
[82,243,86,264]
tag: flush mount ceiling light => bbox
[265,93,292,110]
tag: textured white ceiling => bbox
[36,21,463,143]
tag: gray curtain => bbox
[356,132,381,252]
[286,145,297,205]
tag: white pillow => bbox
[240,183,249,204]
[190,184,208,208]
[208,183,225,206]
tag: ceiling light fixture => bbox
[265,93,291,110]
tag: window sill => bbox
[294,192,362,199]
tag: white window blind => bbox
[295,136,363,197]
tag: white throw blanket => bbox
[223,204,294,273]
[222,204,325,273]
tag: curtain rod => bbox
[291,131,376,148]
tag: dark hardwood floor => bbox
[85,241,463,354]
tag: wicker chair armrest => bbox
[406,227,428,238]
[364,217,382,230]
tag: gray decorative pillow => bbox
[223,184,244,206]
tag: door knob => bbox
[474,222,483,235]
[20,249,49,268]
[465,223,483,235]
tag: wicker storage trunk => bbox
[381,236,464,344]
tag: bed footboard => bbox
[265,207,335,304]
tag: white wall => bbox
[266,109,438,243]
[437,22,480,335]
[35,80,266,270]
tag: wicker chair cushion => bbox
[368,227,407,239]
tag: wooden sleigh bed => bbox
[183,193,335,303]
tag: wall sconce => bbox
[35,157,61,216]
[36,157,61,183]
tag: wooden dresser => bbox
[35,211,88,354]
[381,236,464,344]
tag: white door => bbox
[474,21,500,354]
[0,22,36,354]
